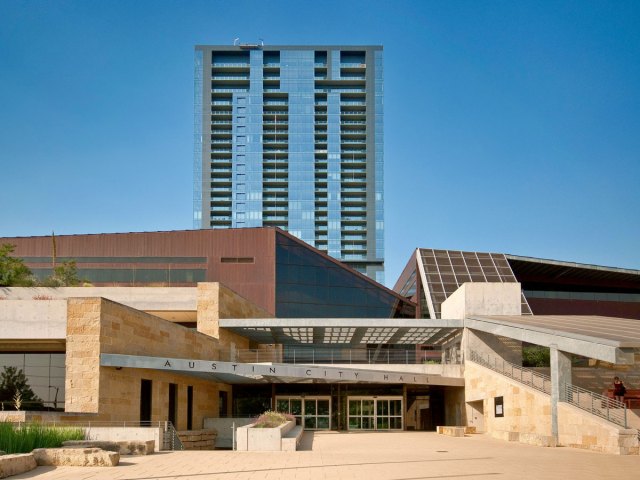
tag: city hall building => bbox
[1,228,639,454]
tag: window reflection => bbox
[0,353,65,410]
[276,233,414,318]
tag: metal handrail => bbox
[165,421,184,451]
[231,347,456,366]
[468,350,628,429]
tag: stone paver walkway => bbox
[11,431,640,480]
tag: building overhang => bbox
[100,353,464,386]
[465,315,640,364]
[219,318,463,345]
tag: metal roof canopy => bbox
[466,315,640,364]
[219,318,463,345]
[505,254,640,279]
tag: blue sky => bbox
[1,0,639,286]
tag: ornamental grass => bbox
[0,422,85,454]
[252,411,296,428]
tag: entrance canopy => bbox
[219,318,463,345]
[100,353,464,386]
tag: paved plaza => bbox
[12,431,640,480]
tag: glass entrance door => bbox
[275,396,331,430]
[304,398,331,429]
[347,396,403,431]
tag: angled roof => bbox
[416,248,532,319]
[505,254,640,287]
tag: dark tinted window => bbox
[275,233,415,318]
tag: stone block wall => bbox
[196,283,271,352]
[465,361,638,454]
[176,429,217,450]
[65,297,234,430]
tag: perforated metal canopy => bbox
[219,318,463,345]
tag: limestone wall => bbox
[197,282,272,352]
[444,386,467,426]
[65,297,232,430]
[465,361,638,454]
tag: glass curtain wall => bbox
[0,353,65,410]
[280,50,316,244]
[275,232,415,317]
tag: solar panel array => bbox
[419,249,533,318]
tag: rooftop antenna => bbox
[233,38,239,46]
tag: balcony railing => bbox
[212,63,249,67]
[212,76,249,81]
[232,347,456,365]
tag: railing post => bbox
[313,349,315,364]
[406,350,408,365]
[293,349,296,365]
[624,405,627,429]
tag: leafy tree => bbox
[40,260,82,287]
[522,345,550,367]
[0,366,44,410]
[0,244,35,286]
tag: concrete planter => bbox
[236,420,295,451]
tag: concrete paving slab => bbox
[8,431,640,480]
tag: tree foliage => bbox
[0,366,44,410]
[522,345,551,367]
[0,243,84,287]
[40,260,82,287]
[0,244,35,286]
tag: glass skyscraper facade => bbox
[194,45,384,281]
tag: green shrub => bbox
[522,345,550,367]
[0,422,85,454]
[252,411,295,428]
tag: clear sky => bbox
[1,0,639,287]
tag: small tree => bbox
[40,260,82,287]
[0,244,35,286]
[0,366,44,410]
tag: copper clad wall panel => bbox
[2,228,276,315]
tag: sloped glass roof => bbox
[418,249,533,318]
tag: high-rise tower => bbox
[194,44,383,282]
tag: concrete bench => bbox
[0,453,37,479]
[281,425,304,451]
[63,439,155,455]
[436,426,465,437]
[32,448,119,467]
